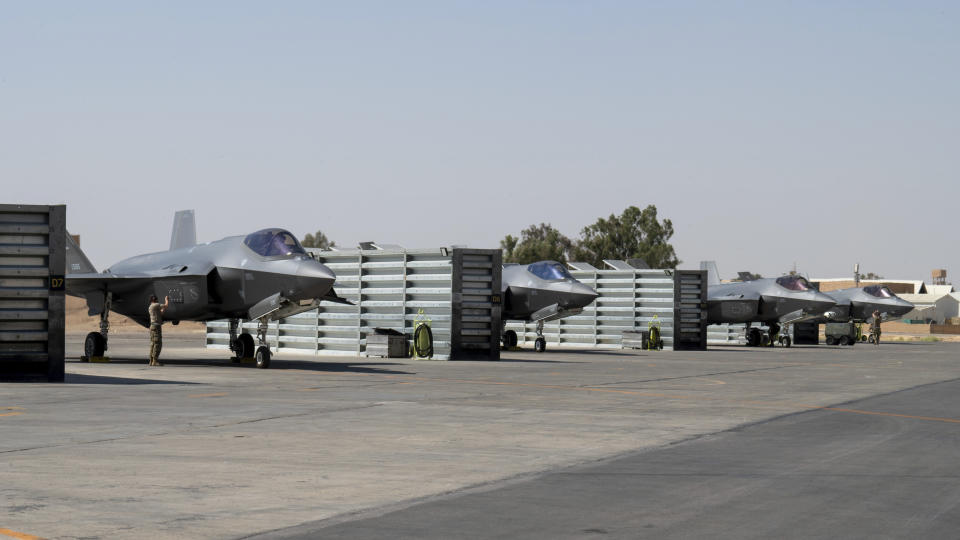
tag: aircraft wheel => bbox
[534,337,546,353]
[861,335,867,342]
[503,330,518,349]
[839,336,850,346]
[781,336,791,348]
[747,329,761,347]
[84,332,105,359]
[255,346,271,369]
[236,333,255,360]
[760,334,771,347]
[826,336,837,346]
[868,335,876,344]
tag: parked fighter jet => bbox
[501,261,599,352]
[66,211,343,368]
[701,261,837,347]
[815,285,914,323]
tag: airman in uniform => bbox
[148,295,170,365]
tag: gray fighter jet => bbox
[701,261,837,347]
[501,261,599,352]
[816,285,914,323]
[66,211,341,368]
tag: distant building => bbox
[898,294,960,324]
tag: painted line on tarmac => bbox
[0,407,24,418]
[0,527,44,540]
[187,392,228,398]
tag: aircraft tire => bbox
[534,337,546,353]
[504,330,518,349]
[255,346,271,369]
[839,336,851,346]
[236,334,255,360]
[826,336,837,346]
[781,336,791,348]
[84,332,105,359]
[746,328,761,347]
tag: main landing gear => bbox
[501,326,518,350]
[745,322,790,348]
[500,321,546,352]
[228,318,272,369]
[533,320,547,353]
[83,292,112,361]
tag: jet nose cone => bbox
[892,297,915,317]
[569,283,599,309]
[297,260,336,298]
[811,291,837,312]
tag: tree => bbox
[571,205,680,269]
[302,230,336,250]
[501,223,573,264]
[864,272,883,280]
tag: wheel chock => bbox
[89,356,110,363]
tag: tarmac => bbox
[2,334,959,539]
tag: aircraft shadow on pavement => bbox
[71,357,414,375]
[266,359,414,375]
[64,373,202,385]
[495,357,587,364]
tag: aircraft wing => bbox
[66,273,158,297]
[67,265,215,317]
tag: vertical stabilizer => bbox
[170,209,197,251]
[700,260,721,286]
[65,232,97,274]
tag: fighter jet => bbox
[66,210,343,368]
[501,261,599,352]
[701,261,837,347]
[816,285,914,323]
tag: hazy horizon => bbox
[3,2,957,282]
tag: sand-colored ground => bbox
[65,295,205,335]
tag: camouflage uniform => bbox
[870,310,881,345]
[148,302,164,366]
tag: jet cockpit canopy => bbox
[244,229,306,258]
[528,261,574,281]
[776,275,815,292]
[863,285,895,298]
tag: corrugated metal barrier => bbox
[0,204,66,381]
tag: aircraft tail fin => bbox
[700,260,721,286]
[170,209,197,251]
[66,232,97,274]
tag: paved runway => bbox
[2,334,959,539]
[263,379,960,539]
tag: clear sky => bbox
[2,2,957,281]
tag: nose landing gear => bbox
[228,317,272,368]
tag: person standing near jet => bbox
[148,295,170,366]
[870,309,882,345]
